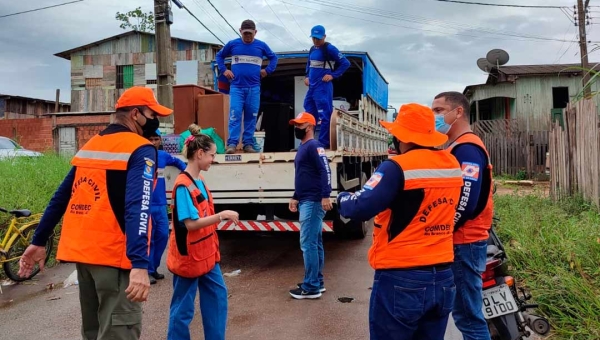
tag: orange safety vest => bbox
[448,132,494,244]
[166,172,220,278]
[368,149,464,270]
[57,131,155,270]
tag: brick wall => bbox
[0,114,113,152]
[0,118,54,152]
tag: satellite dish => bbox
[486,49,510,66]
[477,58,495,73]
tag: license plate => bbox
[482,284,518,319]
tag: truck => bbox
[164,51,390,239]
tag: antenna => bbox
[477,58,495,73]
[486,49,510,67]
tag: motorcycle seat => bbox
[487,245,501,257]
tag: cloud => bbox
[0,0,592,109]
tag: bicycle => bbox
[0,207,54,282]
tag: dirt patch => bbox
[495,181,550,197]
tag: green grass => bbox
[0,154,71,273]
[494,194,600,339]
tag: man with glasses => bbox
[216,19,278,154]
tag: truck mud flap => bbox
[218,220,334,232]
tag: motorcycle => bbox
[483,217,551,339]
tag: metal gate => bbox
[58,127,76,157]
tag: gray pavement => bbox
[0,229,511,340]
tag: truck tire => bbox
[333,216,368,239]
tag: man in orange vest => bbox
[337,103,464,339]
[18,86,173,339]
[433,91,493,340]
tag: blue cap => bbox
[155,129,161,136]
[310,25,325,39]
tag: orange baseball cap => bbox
[380,103,448,147]
[289,112,316,126]
[115,87,173,116]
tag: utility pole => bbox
[154,0,174,125]
[577,0,591,98]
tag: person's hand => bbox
[304,77,309,86]
[289,199,299,212]
[18,245,47,278]
[223,70,234,80]
[322,198,333,211]
[322,74,333,82]
[219,210,239,224]
[260,69,268,78]
[125,269,150,302]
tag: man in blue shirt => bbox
[145,129,186,284]
[288,112,333,300]
[433,91,492,340]
[216,19,278,154]
[304,25,350,149]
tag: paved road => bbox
[0,228,472,340]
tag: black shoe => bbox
[151,272,165,280]
[289,288,322,299]
[297,283,326,293]
[149,275,157,285]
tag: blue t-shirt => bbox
[175,179,208,225]
[216,38,278,88]
[450,143,487,228]
[293,139,332,202]
[305,43,350,86]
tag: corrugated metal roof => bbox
[55,30,222,60]
[497,63,600,76]
[0,94,70,106]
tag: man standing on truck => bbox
[304,25,350,149]
[145,129,186,285]
[337,103,463,339]
[288,112,333,300]
[216,19,278,154]
[18,86,173,339]
[433,91,493,340]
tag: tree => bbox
[115,7,155,32]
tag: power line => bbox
[205,0,241,38]
[281,0,579,43]
[283,1,307,36]
[0,0,84,19]
[191,0,234,41]
[178,2,225,44]
[263,0,305,47]
[422,0,566,9]
[231,0,296,49]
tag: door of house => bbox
[58,127,77,157]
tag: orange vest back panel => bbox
[167,172,220,278]
[368,149,463,270]
[449,133,494,244]
[57,131,153,269]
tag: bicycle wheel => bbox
[3,223,54,282]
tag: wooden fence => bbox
[548,100,600,206]
[472,120,548,178]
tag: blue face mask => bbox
[434,108,457,134]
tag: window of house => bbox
[552,87,569,109]
[146,79,157,85]
[116,65,134,89]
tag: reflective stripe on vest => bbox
[448,132,494,244]
[309,60,335,69]
[167,172,220,278]
[367,149,463,270]
[57,131,154,270]
[231,55,263,66]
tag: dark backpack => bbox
[306,42,334,76]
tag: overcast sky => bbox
[0,0,597,108]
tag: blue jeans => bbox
[149,205,169,275]
[167,264,228,340]
[452,241,491,340]
[370,268,456,340]
[227,85,260,147]
[299,200,325,293]
[304,83,333,148]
